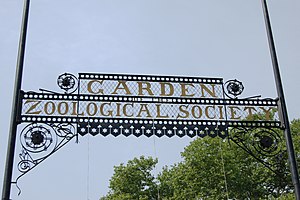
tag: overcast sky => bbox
[1,0,300,199]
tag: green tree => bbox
[100,156,158,200]
[101,119,300,199]
[158,119,300,199]
[158,137,272,199]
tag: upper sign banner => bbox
[18,73,282,138]
[79,73,224,98]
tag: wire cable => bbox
[220,139,229,200]
[152,118,160,200]
[87,123,90,200]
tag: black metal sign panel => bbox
[18,73,281,138]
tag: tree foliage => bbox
[100,156,158,200]
[101,119,300,199]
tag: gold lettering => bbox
[177,105,189,118]
[200,84,216,98]
[87,80,104,94]
[116,103,122,117]
[57,102,69,115]
[218,106,225,119]
[159,82,174,96]
[156,104,169,118]
[180,83,195,97]
[123,103,134,117]
[259,107,274,120]
[138,82,154,96]
[24,100,42,115]
[87,102,97,116]
[191,105,203,119]
[99,103,113,117]
[244,106,257,120]
[137,104,152,118]
[71,101,84,116]
[111,81,132,95]
[44,101,55,115]
[205,105,216,119]
[229,106,241,120]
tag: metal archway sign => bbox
[15,72,284,183]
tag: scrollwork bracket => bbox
[15,123,77,188]
[229,127,287,176]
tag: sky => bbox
[0,0,300,199]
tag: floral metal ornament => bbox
[57,73,78,94]
[224,79,244,98]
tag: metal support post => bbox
[1,0,30,199]
[261,0,300,199]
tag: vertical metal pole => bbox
[2,0,30,200]
[261,0,300,199]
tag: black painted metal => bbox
[20,91,278,106]
[2,0,30,199]
[57,73,78,94]
[12,72,286,193]
[15,123,76,186]
[230,127,286,176]
[79,72,224,83]
[261,0,300,198]
[77,118,229,138]
[224,79,244,99]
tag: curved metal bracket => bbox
[229,127,287,176]
[14,123,77,192]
